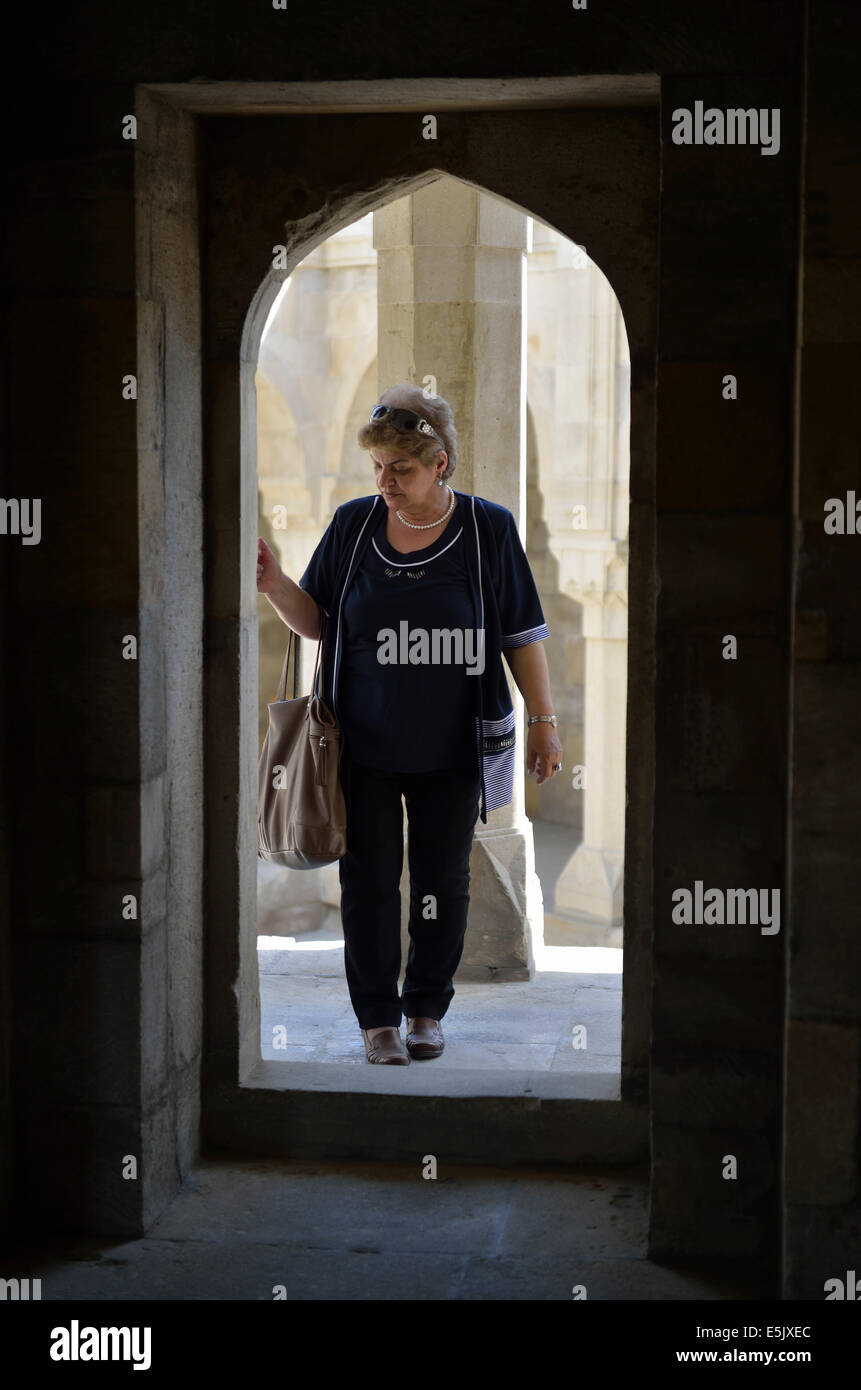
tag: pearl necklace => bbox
[395,483,456,530]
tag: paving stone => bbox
[146,1168,506,1255]
[34,1242,469,1302]
[497,1171,648,1258]
[453,1254,770,1301]
[550,1050,621,1074]
[256,941,622,1076]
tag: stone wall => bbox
[783,0,861,1299]
[649,63,800,1263]
[3,86,206,1235]
[6,84,145,1234]
[0,294,10,1240]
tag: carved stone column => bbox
[553,269,629,943]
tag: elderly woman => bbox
[257,384,563,1065]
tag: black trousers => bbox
[337,746,482,1029]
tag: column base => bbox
[256,859,341,937]
[554,842,624,942]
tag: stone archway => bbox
[253,181,635,978]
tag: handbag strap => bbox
[275,609,326,703]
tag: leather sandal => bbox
[405,1017,445,1059]
[361,1027,410,1065]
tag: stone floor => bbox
[8,1157,774,1300]
[6,915,772,1302]
[258,926,622,1080]
[5,852,772,1301]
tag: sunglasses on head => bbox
[369,405,443,444]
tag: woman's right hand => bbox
[257,537,283,595]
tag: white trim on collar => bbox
[372,525,464,566]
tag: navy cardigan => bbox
[298,489,549,825]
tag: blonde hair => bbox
[357,383,458,482]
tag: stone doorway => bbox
[137,80,658,1162]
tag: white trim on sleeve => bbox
[501,622,549,648]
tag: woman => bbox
[257,384,563,1065]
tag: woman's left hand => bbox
[526,722,564,786]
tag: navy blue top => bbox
[337,500,478,773]
[298,489,551,823]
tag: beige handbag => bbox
[257,614,347,868]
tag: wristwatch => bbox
[527,714,557,727]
